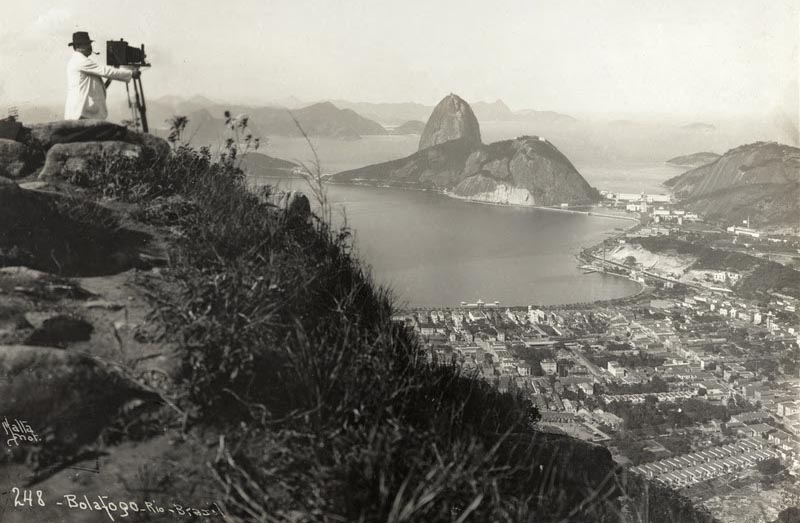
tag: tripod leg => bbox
[136,77,149,134]
[132,80,143,132]
[125,82,139,131]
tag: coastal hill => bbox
[330,94,599,207]
[664,142,800,230]
[239,151,299,175]
[280,101,387,138]
[453,136,599,205]
[666,151,721,168]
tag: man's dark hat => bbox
[68,31,93,47]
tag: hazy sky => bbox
[0,0,797,120]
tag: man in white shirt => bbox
[64,31,140,120]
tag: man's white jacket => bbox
[64,51,133,120]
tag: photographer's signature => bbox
[2,416,41,447]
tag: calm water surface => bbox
[235,116,778,306]
[251,174,641,307]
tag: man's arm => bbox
[78,57,133,82]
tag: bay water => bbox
[247,121,725,307]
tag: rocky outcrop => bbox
[39,140,143,180]
[0,119,171,182]
[124,128,171,159]
[0,139,34,178]
[24,314,94,347]
[418,94,482,151]
[0,344,160,458]
[665,142,800,230]
[262,189,311,221]
[450,176,533,205]
[28,119,129,150]
[0,187,152,276]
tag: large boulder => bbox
[263,189,311,221]
[27,119,128,151]
[124,129,171,159]
[39,140,142,180]
[0,344,160,458]
[0,176,18,189]
[418,93,482,151]
[0,138,32,179]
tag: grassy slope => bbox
[2,142,719,522]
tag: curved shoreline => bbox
[268,176,646,307]
[325,179,640,224]
[574,256,649,305]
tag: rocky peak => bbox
[418,94,482,151]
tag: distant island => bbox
[388,120,426,135]
[239,152,299,176]
[666,152,721,168]
[680,122,716,133]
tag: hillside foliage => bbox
[60,120,720,522]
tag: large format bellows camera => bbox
[105,38,151,132]
[106,39,149,67]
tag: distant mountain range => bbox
[329,94,598,207]
[329,100,433,126]
[147,97,388,143]
[140,95,579,143]
[10,96,576,148]
[471,100,578,124]
[330,98,577,126]
[665,142,800,231]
